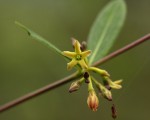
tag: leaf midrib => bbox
[89,5,118,65]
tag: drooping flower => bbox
[91,76,112,101]
[62,39,91,70]
[97,82,112,101]
[87,90,99,111]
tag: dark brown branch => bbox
[0,33,150,113]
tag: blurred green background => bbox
[0,0,150,120]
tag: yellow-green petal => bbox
[78,59,88,69]
[109,83,122,89]
[62,51,76,59]
[74,40,82,54]
[113,80,123,85]
[109,80,122,89]
[67,59,77,70]
[81,50,91,59]
[104,77,122,89]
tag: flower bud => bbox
[98,83,112,101]
[84,72,90,83]
[111,104,117,119]
[69,81,80,93]
[87,90,99,111]
[71,37,76,48]
[80,41,87,51]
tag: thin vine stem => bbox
[92,33,150,66]
[0,33,149,113]
[0,72,80,113]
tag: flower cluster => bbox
[62,39,122,115]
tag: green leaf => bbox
[15,21,62,56]
[87,0,126,65]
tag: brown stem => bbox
[92,33,150,66]
[0,33,150,113]
[0,72,80,112]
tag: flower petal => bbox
[109,81,122,89]
[104,77,122,89]
[113,80,123,85]
[62,51,76,59]
[78,59,88,69]
[67,59,77,70]
[110,83,122,89]
[81,50,91,58]
[74,40,82,54]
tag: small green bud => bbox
[98,83,112,101]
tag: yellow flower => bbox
[87,90,99,112]
[62,39,91,70]
[104,77,123,89]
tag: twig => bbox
[0,33,150,113]
[0,72,80,112]
[92,33,150,66]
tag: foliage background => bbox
[0,0,150,120]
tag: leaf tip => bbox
[15,21,31,36]
[15,21,23,28]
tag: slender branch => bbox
[92,33,150,66]
[0,33,150,113]
[0,72,80,112]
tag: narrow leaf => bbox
[15,21,62,55]
[88,0,126,65]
